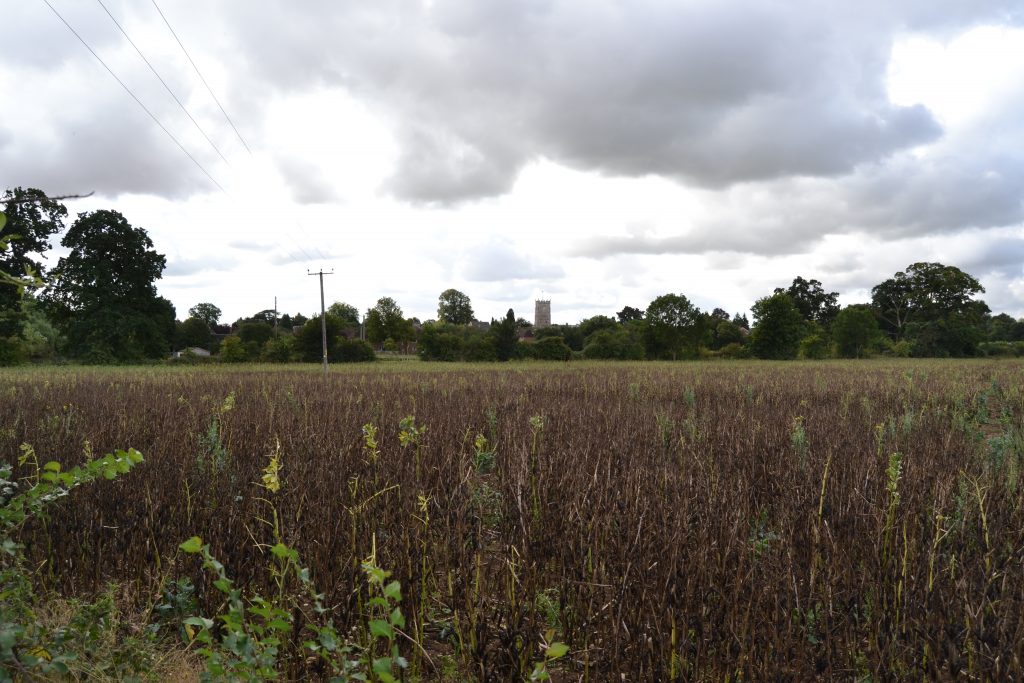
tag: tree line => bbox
[1,187,1022,365]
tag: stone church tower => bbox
[534,299,551,328]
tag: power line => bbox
[99,0,326,267]
[150,0,252,155]
[40,0,227,194]
[45,0,325,271]
[294,221,329,261]
[94,0,231,166]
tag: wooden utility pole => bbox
[308,269,333,376]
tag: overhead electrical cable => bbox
[46,0,326,271]
[294,221,330,261]
[40,0,227,194]
[150,0,252,155]
[94,0,231,166]
[117,0,326,267]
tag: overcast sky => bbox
[4,0,1024,324]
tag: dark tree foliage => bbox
[533,335,573,360]
[709,319,745,350]
[490,308,518,361]
[296,314,345,362]
[176,317,211,349]
[365,297,412,347]
[260,334,296,363]
[582,326,645,360]
[871,262,988,356]
[644,294,705,360]
[332,337,375,363]
[44,210,172,361]
[750,292,805,360]
[327,302,360,326]
[0,188,67,278]
[437,288,475,325]
[732,313,750,329]
[831,305,881,358]
[188,302,221,328]
[535,324,585,351]
[238,320,273,346]
[617,306,644,323]
[579,315,618,343]
[419,322,496,362]
[0,188,68,336]
[775,276,839,328]
[987,313,1024,342]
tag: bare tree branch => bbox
[2,191,94,206]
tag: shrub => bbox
[218,335,248,362]
[333,337,376,363]
[798,334,829,360]
[533,336,572,361]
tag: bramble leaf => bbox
[180,536,203,554]
[547,642,569,659]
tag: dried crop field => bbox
[3,360,1024,680]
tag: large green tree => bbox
[644,293,705,360]
[775,276,839,328]
[365,297,413,348]
[437,288,474,325]
[188,302,222,328]
[328,301,360,326]
[617,306,644,323]
[44,210,173,361]
[750,292,805,360]
[871,262,988,356]
[0,188,67,337]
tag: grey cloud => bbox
[1,67,223,199]
[3,1,231,199]
[940,235,1024,277]
[6,0,1023,205]
[817,252,863,275]
[978,273,1024,317]
[573,96,1024,260]
[278,156,340,204]
[4,1,120,69]
[217,0,1024,202]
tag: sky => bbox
[4,0,1024,325]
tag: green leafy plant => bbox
[528,630,568,682]
[399,415,426,479]
[362,423,381,463]
[472,433,495,473]
[791,415,808,464]
[181,441,410,682]
[1,448,144,680]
